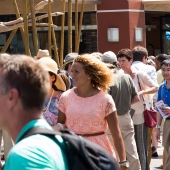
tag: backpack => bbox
[19,128,120,170]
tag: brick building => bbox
[0,0,170,56]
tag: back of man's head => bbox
[0,54,50,111]
[132,46,148,62]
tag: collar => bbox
[162,80,166,88]
[15,119,52,144]
[132,61,143,65]
[162,80,170,90]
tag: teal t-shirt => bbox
[4,119,68,170]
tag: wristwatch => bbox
[119,160,129,168]
[155,125,161,129]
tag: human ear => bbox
[87,74,90,79]
[8,88,19,108]
[51,75,56,81]
[130,59,133,64]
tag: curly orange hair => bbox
[74,54,114,92]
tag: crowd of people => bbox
[0,46,170,170]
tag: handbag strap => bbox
[43,90,54,115]
[137,74,146,109]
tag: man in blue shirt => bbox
[0,54,68,170]
[155,59,170,169]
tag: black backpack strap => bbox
[19,127,62,142]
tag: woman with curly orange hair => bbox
[57,54,127,169]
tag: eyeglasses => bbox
[161,69,170,72]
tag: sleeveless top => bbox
[43,92,63,126]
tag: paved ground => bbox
[107,129,164,170]
[150,135,163,170]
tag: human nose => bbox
[118,62,123,67]
[71,71,75,78]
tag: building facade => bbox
[0,0,170,56]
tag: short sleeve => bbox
[58,94,66,113]
[105,94,116,117]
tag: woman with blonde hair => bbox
[57,54,128,170]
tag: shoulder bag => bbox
[137,75,157,128]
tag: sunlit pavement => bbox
[150,135,163,170]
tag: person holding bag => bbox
[137,75,157,129]
[117,48,158,170]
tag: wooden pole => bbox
[1,29,18,53]
[76,0,84,52]
[13,0,31,56]
[30,0,38,55]
[68,0,72,53]
[27,2,30,14]
[23,0,30,55]
[51,19,60,67]
[59,0,66,68]
[48,0,52,56]
[75,0,78,52]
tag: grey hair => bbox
[0,54,50,110]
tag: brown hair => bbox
[58,73,71,90]
[117,48,133,61]
[74,54,113,92]
[0,54,50,110]
[132,46,148,62]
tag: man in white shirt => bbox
[131,45,158,168]
[131,46,157,84]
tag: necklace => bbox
[43,90,54,115]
